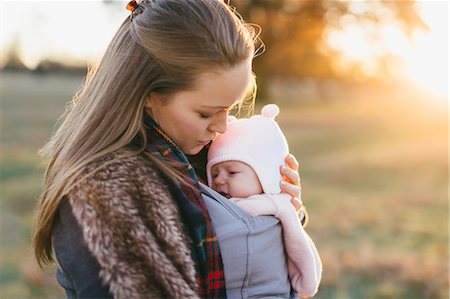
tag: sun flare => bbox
[325,1,448,100]
[1,0,448,101]
[402,2,448,98]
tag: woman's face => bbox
[145,59,253,155]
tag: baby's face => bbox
[210,161,263,199]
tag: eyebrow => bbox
[200,105,230,109]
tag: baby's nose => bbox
[214,174,225,185]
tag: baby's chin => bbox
[218,191,231,199]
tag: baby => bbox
[206,104,322,298]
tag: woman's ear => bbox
[144,92,158,109]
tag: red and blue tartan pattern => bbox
[144,115,226,298]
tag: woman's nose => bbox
[208,111,228,134]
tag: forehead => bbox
[173,59,253,108]
[212,160,249,170]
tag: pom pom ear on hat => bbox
[207,104,289,195]
[261,104,280,119]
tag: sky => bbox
[1,1,129,68]
[1,0,449,99]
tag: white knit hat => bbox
[206,104,289,195]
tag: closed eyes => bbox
[199,113,211,119]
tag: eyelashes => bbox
[199,113,211,119]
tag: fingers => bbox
[290,197,304,212]
[283,154,301,187]
[285,154,299,171]
[281,165,301,186]
[280,180,302,199]
[281,154,305,214]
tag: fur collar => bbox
[68,151,199,298]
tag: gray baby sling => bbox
[200,183,299,299]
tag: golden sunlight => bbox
[402,2,448,98]
[1,1,128,69]
[325,1,448,100]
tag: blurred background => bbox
[0,0,448,298]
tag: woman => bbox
[32,0,305,298]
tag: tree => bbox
[1,39,27,71]
[233,0,427,88]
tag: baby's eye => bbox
[229,171,238,175]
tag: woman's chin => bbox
[183,145,204,156]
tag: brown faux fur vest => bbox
[68,151,199,299]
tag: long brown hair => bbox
[33,0,260,267]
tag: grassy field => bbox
[0,71,447,298]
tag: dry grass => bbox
[273,96,447,299]
[0,72,447,298]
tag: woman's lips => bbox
[198,140,211,146]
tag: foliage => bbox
[234,0,426,81]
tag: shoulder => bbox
[83,150,162,183]
[67,149,175,218]
[73,150,168,196]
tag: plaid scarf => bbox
[143,114,226,298]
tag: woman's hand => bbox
[280,154,308,225]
